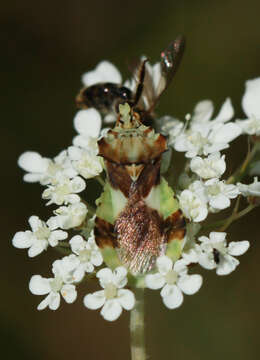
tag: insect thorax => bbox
[76,83,133,113]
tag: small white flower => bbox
[236,77,260,136]
[145,256,202,309]
[73,109,102,150]
[29,274,77,310]
[68,146,102,180]
[18,151,50,183]
[42,176,86,206]
[173,99,241,158]
[174,130,209,158]
[82,61,122,87]
[84,267,135,321]
[237,177,260,197]
[204,178,240,212]
[47,202,88,230]
[52,254,84,283]
[198,232,249,275]
[190,152,226,179]
[18,150,77,185]
[12,216,67,257]
[160,116,184,144]
[178,189,208,222]
[236,117,260,136]
[70,233,103,275]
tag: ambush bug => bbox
[77,37,187,274]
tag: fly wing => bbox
[137,60,157,109]
[156,35,186,97]
[144,35,185,112]
[128,36,185,112]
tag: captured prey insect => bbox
[76,35,186,125]
[80,37,187,275]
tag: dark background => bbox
[2,1,260,359]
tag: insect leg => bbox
[133,59,148,106]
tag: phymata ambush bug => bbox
[78,37,187,274]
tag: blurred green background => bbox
[2,0,260,359]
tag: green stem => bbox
[81,199,96,216]
[96,175,105,187]
[219,203,256,232]
[53,246,71,255]
[227,143,258,184]
[130,287,146,360]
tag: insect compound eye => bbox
[119,87,132,101]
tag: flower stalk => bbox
[130,287,146,360]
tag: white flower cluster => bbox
[160,78,260,223]
[178,152,240,222]
[12,59,260,320]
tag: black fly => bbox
[76,35,185,124]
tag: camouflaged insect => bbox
[94,103,186,274]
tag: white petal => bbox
[178,274,202,295]
[193,100,214,123]
[228,241,249,256]
[160,284,183,309]
[68,146,82,161]
[209,232,226,243]
[209,194,230,210]
[28,241,47,257]
[101,299,122,321]
[12,231,32,248]
[23,173,43,183]
[112,266,128,288]
[82,61,122,86]
[48,230,68,247]
[216,254,239,275]
[145,273,165,289]
[173,259,188,275]
[61,284,77,303]
[18,152,49,173]
[91,251,103,267]
[209,123,242,144]
[242,77,260,118]
[213,98,234,123]
[48,292,61,310]
[74,109,102,138]
[37,295,51,310]
[28,216,41,232]
[117,289,135,310]
[70,235,85,253]
[198,253,216,270]
[29,275,51,295]
[156,256,173,275]
[97,268,113,288]
[104,113,116,123]
[84,290,106,309]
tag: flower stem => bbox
[96,175,105,187]
[227,142,259,184]
[219,203,256,231]
[130,287,146,360]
